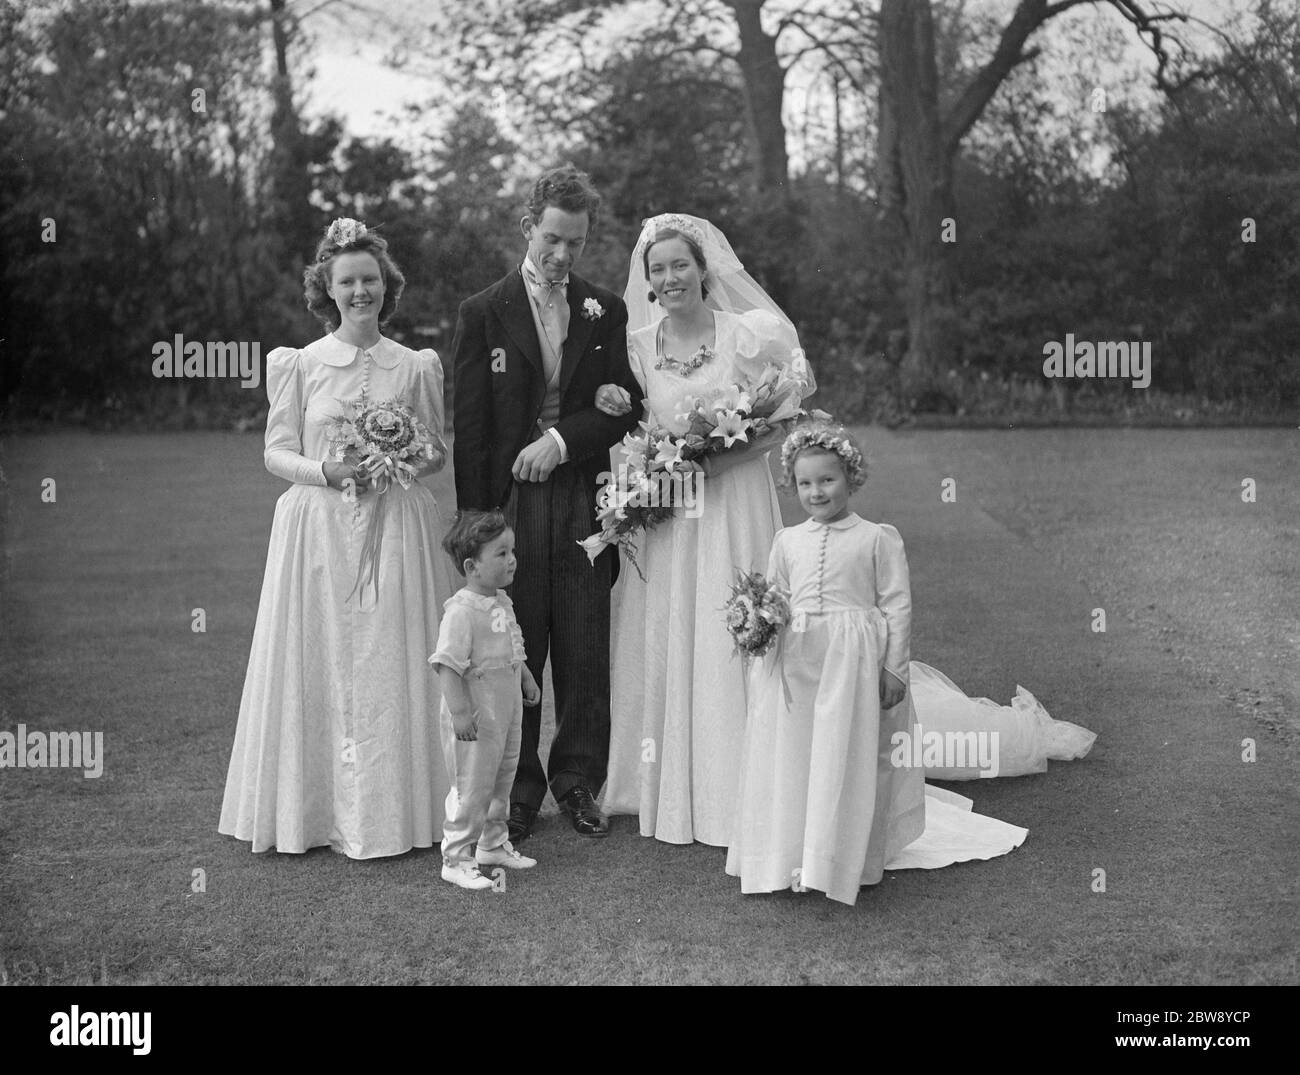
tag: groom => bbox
[451,165,641,841]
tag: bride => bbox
[599,214,815,845]
[598,213,1095,849]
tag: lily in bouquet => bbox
[723,570,792,659]
[326,397,445,602]
[578,421,702,580]
[579,358,818,576]
[672,360,809,459]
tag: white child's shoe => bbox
[441,860,494,890]
[475,841,537,870]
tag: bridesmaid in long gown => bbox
[219,219,458,859]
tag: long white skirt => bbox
[219,482,457,859]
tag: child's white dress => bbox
[724,513,1028,905]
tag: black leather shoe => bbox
[508,802,538,844]
[559,786,608,837]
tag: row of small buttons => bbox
[815,525,829,611]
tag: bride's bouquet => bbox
[577,421,701,580]
[723,570,792,659]
[670,358,810,461]
[579,361,816,577]
[326,398,445,603]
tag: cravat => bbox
[521,260,569,379]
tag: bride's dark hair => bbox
[642,227,710,304]
[303,226,406,330]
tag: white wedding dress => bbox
[603,309,797,845]
[908,662,1096,779]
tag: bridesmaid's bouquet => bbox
[326,398,444,493]
[326,398,444,604]
[723,570,792,659]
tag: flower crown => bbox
[780,417,868,489]
[324,218,368,250]
[635,213,706,260]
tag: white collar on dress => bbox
[312,332,402,370]
[452,588,505,612]
[805,512,862,532]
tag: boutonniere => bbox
[582,298,604,321]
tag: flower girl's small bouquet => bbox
[723,570,792,659]
[326,398,445,603]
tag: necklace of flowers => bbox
[654,323,716,375]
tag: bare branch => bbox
[1107,0,1234,94]
[941,0,1094,156]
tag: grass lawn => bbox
[1,427,1297,984]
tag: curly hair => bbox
[778,421,868,492]
[442,510,510,577]
[302,225,406,331]
[524,164,603,229]
[641,226,710,305]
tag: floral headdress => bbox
[322,217,368,254]
[779,416,867,490]
[634,213,707,264]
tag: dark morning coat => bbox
[450,267,643,529]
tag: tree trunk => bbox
[722,0,798,308]
[878,0,960,407]
[724,0,789,194]
[267,0,313,258]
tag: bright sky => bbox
[303,0,1249,151]
[305,30,427,139]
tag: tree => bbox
[876,0,1218,403]
[249,0,418,266]
[428,0,891,308]
[264,0,316,264]
[0,0,298,414]
[564,48,756,287]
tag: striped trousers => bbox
[505,465,611,809]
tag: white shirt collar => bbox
[522,252,569,289]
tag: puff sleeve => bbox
[874,523,912,682]
[263,347,328,486]
[412,348,449,478]
[732,309,817,397]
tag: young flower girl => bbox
[725,422,1027,905]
